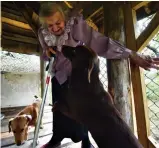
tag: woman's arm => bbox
[72,15,132,59]
[72,15,159,70]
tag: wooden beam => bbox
[57,1,68,11]
[131,1,150,11]
[1,1,17,10]
[89,4,158,26]
[83,2,126,20]
[64,1,98,31]
[93,10,103,21]
[137,12,159,51]
[1,17,31,30]
[136,3,158,21]
[63,1,86,14]
[95,16,104,24]
[82,2,103,19]
[2,31,38,44]
[13,2,40,37]
[1,11,27,23]
[64,1,73,8]
[20,1,41,15]
[1,6,22,16]
[2,22,35,38]
[87,7,103,20]
[1,38,39,55]
[124,4,149,148]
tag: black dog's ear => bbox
[88,58,94,83]
[88,57,100,83]
[62,45,76,60]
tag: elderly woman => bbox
[38,2,159,148]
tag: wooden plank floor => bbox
[1,106,98,148]
[1,134,97,148]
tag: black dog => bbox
[54,45,143,148]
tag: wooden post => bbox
[124,4,149,148]
[103,3,134,131]
[40,47,45,98]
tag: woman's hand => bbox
[129,51,159,70]
[46,47,56,58]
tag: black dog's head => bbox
[62,45,99,83]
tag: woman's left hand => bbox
[129,51,159,70]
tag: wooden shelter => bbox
[1,1,159,148]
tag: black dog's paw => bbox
[51,101,59,112]
[52,101,67,112]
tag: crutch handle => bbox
[46,46,57,71]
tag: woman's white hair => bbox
[39,2,80,26]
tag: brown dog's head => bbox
[8,115,32,146]
[62,45,100,83]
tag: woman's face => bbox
[45,11,65,36]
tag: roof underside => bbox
[1,1,158,56]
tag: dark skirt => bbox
[51,77,88,143]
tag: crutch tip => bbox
[31,139,39,147]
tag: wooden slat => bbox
[148,136,159,148]
[63,1,89,14]
[87,7,103,20]
[57,1,69,11]
[89,2,158,25]
[124,4,149,148]
[136,2,159,21]
[1,17,31,30]
[2,31,37,45]
[137,12,159,52]
[131,1,150,11]
[93,10,103,22]
[2,23,35,38]
[1,11,27,23]
[95,16,104,24]
[64,1,98,31]
[1,6,22,16]
[13,2,40,37]
[1,38,39,55]
[82,2,103,19]
[2,31,38,44]
[1,1,17,10]
[64,1,73,8]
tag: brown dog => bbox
[8,96,42,146]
